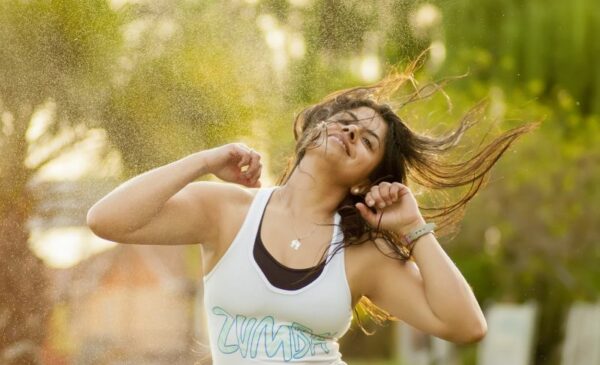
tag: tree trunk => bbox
[0,105,50,365]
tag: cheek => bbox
[347,156,379,178]
[362,148,384,167]
[364,153,384,176]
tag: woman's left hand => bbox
[354,182,425,234]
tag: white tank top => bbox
[203,186,353,364]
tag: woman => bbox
[87,63,536,364]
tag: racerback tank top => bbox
[203,186,353,364]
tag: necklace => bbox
[288,209,320,250]
[275,187,323,251]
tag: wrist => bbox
[187,150,214,177]
[395,217,427,236]
[394,219,436,256]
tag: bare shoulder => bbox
[345,235,403,269]
[345,235,410,307]
[187,179,257,223]
[186,181,259,247]
[344,237,393,307]
[193,182,261,275]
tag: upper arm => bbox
[364,241,452,340]
[111,181,246,247]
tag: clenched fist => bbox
[202,143,262,187]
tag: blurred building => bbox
[48,245,199,365]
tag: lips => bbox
[329,134,350,156]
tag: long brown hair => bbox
[276,53,539,333]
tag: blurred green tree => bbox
[0,0,121,362]
[101,0,276,177]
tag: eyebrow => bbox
[342,110,382,148]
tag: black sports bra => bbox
[253,197,325,290]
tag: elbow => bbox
[456,319,487,345]
[86,207,116,241]
[86,207,138,243]
[86,207,99,230]
[86,207,105,237]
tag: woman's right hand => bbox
[202,143,262,187]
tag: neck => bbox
[272,158,349,224]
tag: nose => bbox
[342,123,359,142]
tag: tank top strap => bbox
[203,186,276,281]
[230,186,277,251]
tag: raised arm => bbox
[367,233,487,344]
[86,143,262,246]
[354,181,487,344]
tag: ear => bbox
[350,180,371,195]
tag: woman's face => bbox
[310,106,388,185]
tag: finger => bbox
[247,164,262,183]
[365,192,376,208]
[355,202,376,225]
[378,182,394,205]
[369,186,385,209]
[243,174,262,188]
[393,181,409,190]
[390,183,400,201]
[246,150,261,177]
[237,150,252,170]
[393,182,411,197]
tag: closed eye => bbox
[336,118,378,150]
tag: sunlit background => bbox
[1,0,598,364]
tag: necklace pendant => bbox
[290,239,301,250]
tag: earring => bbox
[352,187,360,194]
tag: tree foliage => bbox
[0,1,597,364]
[0,0,121,362]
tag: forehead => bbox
[331,106,387,137]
